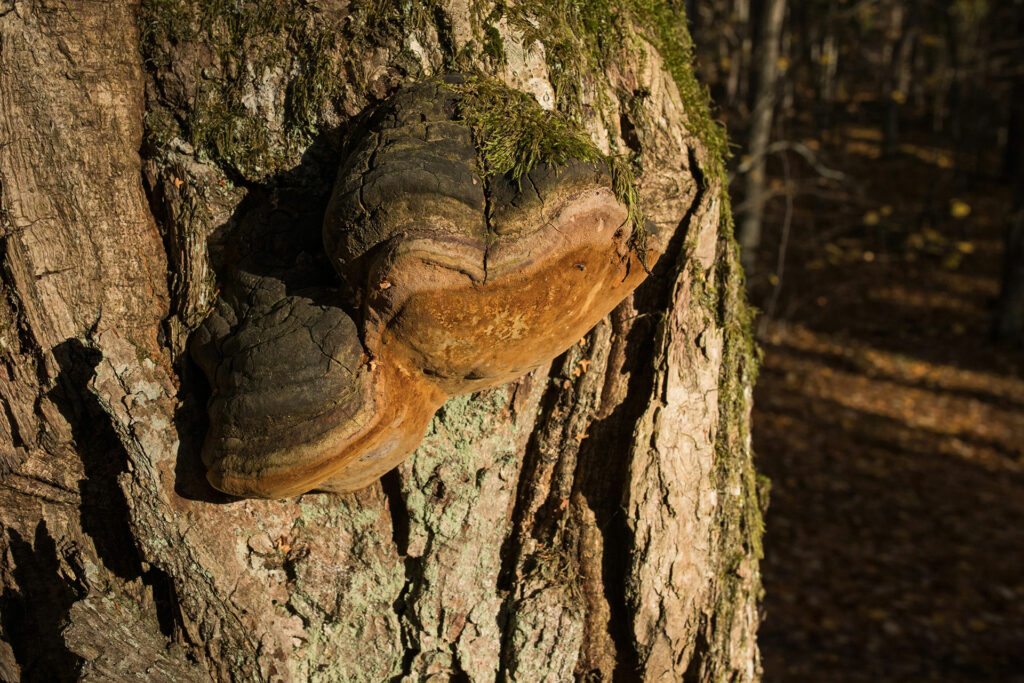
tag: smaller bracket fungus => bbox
[192,78,671,498]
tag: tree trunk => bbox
[882,2,919,158]
[996,72,1024,343]
[0,1,763,681]
[726,0,752,108]
[738,0,787,272]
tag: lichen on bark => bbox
[0,0,758,680]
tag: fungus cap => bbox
[193,80,666,498]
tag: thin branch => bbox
[735,140,847,182]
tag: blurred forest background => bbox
[687,0,1024,679]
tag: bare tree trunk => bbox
[726,0,752,108]
[996,68,1024,343]
[0,1,764,681]
[817,7,839,132]
[738,0,787,273]
[882,2,919,158]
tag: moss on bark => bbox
[131,0,763,678]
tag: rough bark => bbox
[0,1,763,681]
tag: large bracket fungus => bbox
[191,79,671,498]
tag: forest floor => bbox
[744,114,1024,681]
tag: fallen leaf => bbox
[950,199,971,218]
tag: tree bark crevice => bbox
[0,1,763,681]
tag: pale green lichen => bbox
[139,0,761,672]
[290,499,405,682]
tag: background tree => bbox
[690,0,1024,341]
[0,1,763,681]
[685,1,1023,679]
[737,0,788,272]
[996,3,1024,342]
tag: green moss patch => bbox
[140,0,346,179]
[706,207,766,673]
[442,76,651,262]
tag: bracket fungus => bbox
[192,79,671,498]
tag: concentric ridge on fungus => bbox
[191,78,671,498]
